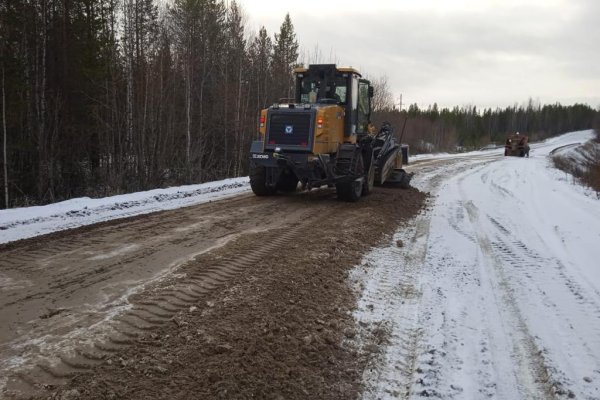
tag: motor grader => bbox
[504,132,530,157]
[249,64,411,202]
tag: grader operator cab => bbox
[249,64,412,202]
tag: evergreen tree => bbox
[0,0,598,206]
[249,26,273,110]
[272,13,298,101]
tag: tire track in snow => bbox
[484,214,600,399]
[398,160,555,399]
[356,132,600,399]
[353,158,495,399]
[408,163,511,399]
[352,215,429,399]
[452,163,560,399]
[461,198,559,399]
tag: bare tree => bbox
[370,75,394,112]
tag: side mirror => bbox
[368,86,374,98]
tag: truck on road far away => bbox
[504,133,530,157]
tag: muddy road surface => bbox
[4,136,595,400]
[0,179,428,399]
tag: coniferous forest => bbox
[0,0,598,208]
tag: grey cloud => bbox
[292,1,600,108]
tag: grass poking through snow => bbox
[552,130,600,197]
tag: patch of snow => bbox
[0,177,250,244]
[355,130,600,399]
[551,136,600,174]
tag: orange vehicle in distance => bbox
[504,132,530,157]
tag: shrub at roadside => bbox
[552,130,600,196]
[588,130,600,194]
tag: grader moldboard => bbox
[248,64,412,202]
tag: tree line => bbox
[372,98,599,154]
[1,0,598,208]
[0,0,298,208]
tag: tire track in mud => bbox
[0,193,259,263]
[5,224,306,397]
[1,196,283,300]
[0,191,334,397]
[2,186,427,400]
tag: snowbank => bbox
[0,177,250,244]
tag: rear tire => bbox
[250,165,275,196]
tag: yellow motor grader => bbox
[249,64,412,202]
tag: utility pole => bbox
[398,94,403,111]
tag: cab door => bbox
[357,79,371,135]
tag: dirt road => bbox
[6,136,595,400]
[0,181,426,399]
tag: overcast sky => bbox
[239,0,600,109]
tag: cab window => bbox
[298,76,348,104]
[357,81,370,133]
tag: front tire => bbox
[362,161,375,196]
[336,150,364,202]
[336,179,363,202]
[250,165,275,196]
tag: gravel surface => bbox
[1,186,426,399]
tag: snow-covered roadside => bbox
[2,131,591,246]
[353,130,600,399]
[0,177,249,244]
[409,130,595,163]
[409,147,504,162]
[551,134,600,195]
[551,139,599,170]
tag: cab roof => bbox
[294,65,362,77]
